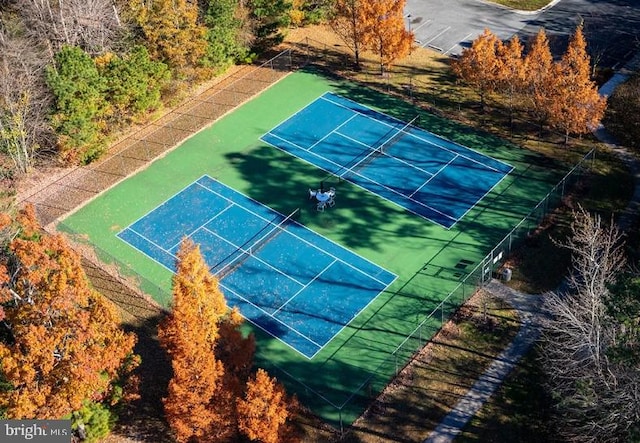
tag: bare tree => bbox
[539,207,640,442]
[20,0,123,57]
[0,28,53,174]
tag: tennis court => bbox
[261,92,513,228]
[59,68,571,427]
[117,175,395,358]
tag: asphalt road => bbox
[405,0,640,69]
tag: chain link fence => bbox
[25,37,597,432]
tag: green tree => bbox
[45,45,109,164]
[97,46,170,124]
[248,0,291,50]
[203,0,248,70]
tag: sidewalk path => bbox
[424,52,640,443]
[424,281,545,443]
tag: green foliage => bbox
[99,46,170,123]
[604,73,640,150]
[606,273,640,366]
[203,0,248,70]
[289,0,331,26]
[46,46,109,164]
[248,0,292,50]
[71,401,116,443]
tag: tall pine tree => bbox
[452,28,501,110]
[548,23,606,143]
[158,239,228,442]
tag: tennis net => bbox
[214,208,299,279]
[342,115,420,178]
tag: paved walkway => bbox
[424,281,545,443]
[424,52,640,443]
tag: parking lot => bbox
[405,0,640,69]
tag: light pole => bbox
[406,14,413,54]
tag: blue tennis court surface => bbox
[117,175,396,358]
[261,92,513,228]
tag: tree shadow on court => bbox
[225,144,425,251]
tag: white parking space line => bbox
[444,33,473,55]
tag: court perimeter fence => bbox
[36,38,598,431]
[57,147,595,432]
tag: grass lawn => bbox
[490,0,551,11]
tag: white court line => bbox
[195,176,395,287]
[117,228,176,273]
[307,114,358,151]
[219,283,324,359]
[424,26,451,47]
[409,154,459,198]
[262,133,457,225]
[272,258,337,316]
[335,130,436,178]
[200,225,305,287]
[321,93,512,173]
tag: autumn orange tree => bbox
[330,0,367,69]
[158,239,229,442]
[131,0,208,78]
[361,0,412,74]
[0,205,138,434]
[160,239,296,442]
[522,28,556,132]
[548,23,606,143]
[495,35,526,126]
[237,368,290,443]
[452,28,502,110]
[331,0,412,72]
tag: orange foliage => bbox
[452,28,502,109]
[548,24,607,141]
[0,205,137,419]
[523,29,555,128]
[237,369,290,443]
[158,239,230,442]
[361,0,412,71]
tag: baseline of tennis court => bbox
[117,175,396,358]
[261,92,514,228]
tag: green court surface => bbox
[59,68,569,427]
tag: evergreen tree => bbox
[203,0,248,70]
[46,46,109,164]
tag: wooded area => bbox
[452,25,606,143]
